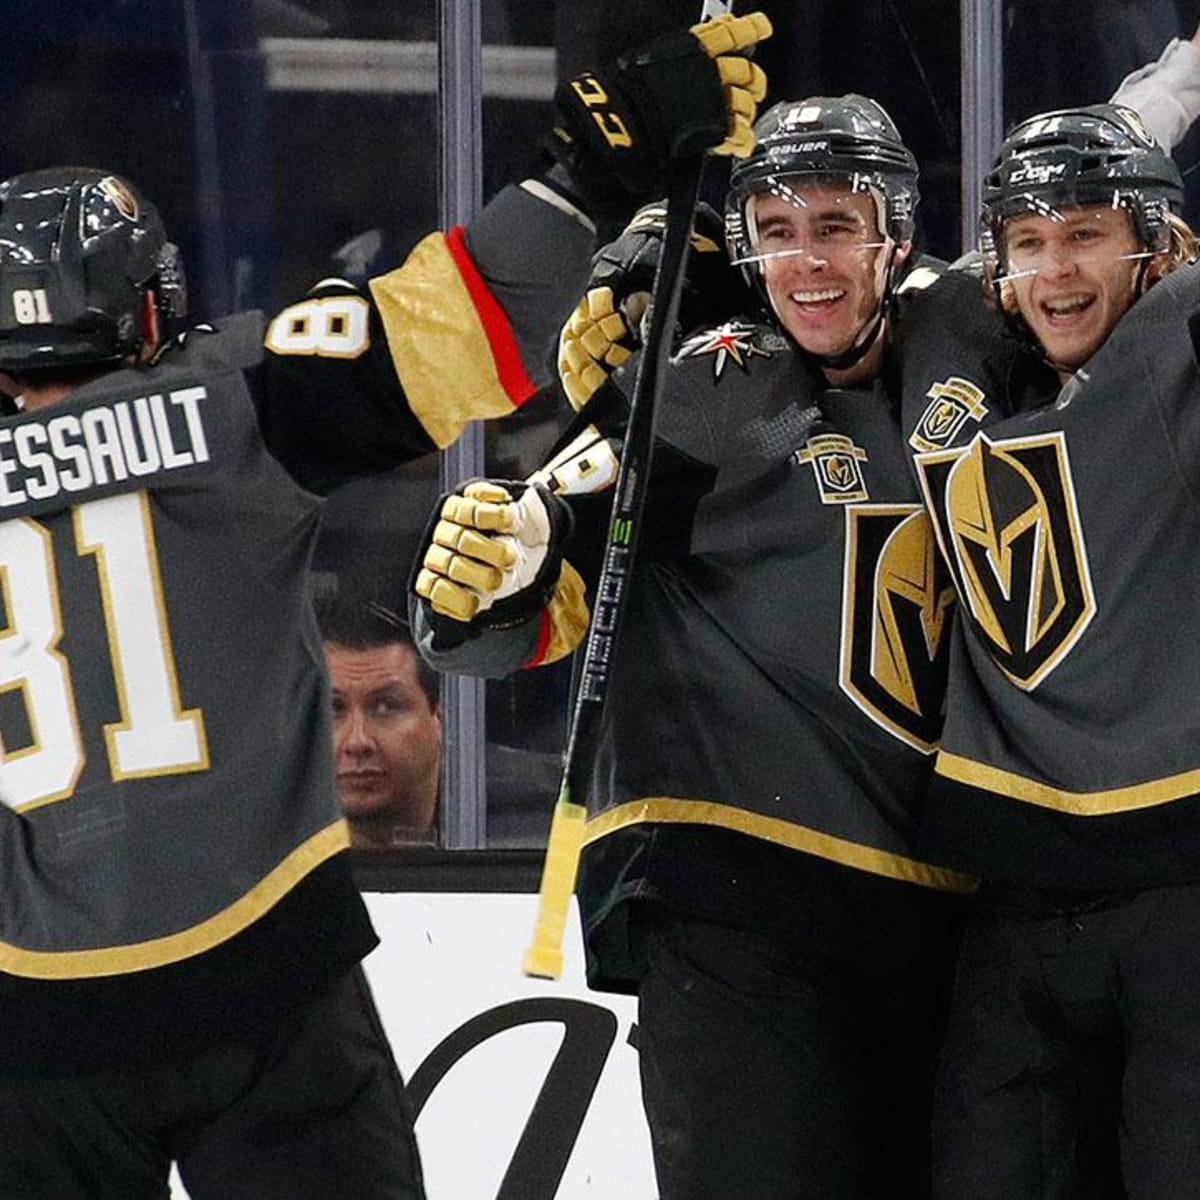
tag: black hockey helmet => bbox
[724,95,919,370]
[725,94,919,268]
[980,104,1184,281]
[0,167,187,372]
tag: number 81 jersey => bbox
[0,313,346,978]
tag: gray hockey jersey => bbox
[901,260,1200,890]
[0,175,602,1068]
[581,322,963,887]
[0,314,342,975]
[420,318,975,894]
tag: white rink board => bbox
[171,894,654,1200]
[364,892,655,1199]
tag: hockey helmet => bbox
[724,96,919,369]
[980,104,1184,282]
[725,94,919,272]
[0,167,187,372]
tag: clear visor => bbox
[995,195,1152,284]
[730,175,890,269]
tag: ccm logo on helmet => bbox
[1008,162,1068,186]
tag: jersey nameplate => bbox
[0,388,210,515]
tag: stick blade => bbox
[522,798,589,980]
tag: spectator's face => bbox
[753,185,893,362]
[326,641,441,847]
[1002,204,1141,374]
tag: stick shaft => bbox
[524,158,706,979]
[524,0,734,979]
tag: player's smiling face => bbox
[751,185,892,362]
[1002,204,1142,376]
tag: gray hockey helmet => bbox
[980,104,1184,280]
[725,94,920,272]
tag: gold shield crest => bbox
[795,433,870,504]
[916,431,1095,689]
[908,376,989,454]
[841,504,954,752]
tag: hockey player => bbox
[412,96,972,1199]
[0,14,773,1198]
[556,17,1200,416]
[433,26,1200,1200]
[898,105,1200,1198]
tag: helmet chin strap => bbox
[1131,253,1153,300]
[800,241,899,374]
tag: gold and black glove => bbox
[558,199,751,410]
[413,480,572,630]
[548,11,771,211]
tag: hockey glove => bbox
[549,11,771,207]
[414,480,571,629]
[557,200,750,410]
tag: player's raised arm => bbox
[256,13,772,492]
[1110,10,1200,150]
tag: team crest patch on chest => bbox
[794,433,870,503]
[914,430,1095,690]
[678,321,769,379]
[908,376,989,453]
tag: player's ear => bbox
[1143,249,1172,289]
[997,277,1019,316]
[893,239,913,268]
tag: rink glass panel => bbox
[8,1,1192,868]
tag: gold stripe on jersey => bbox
[370,232,517,448]
[937,752,1200,816]
[0,819,350,979]
[583,797,977,894]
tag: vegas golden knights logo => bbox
[841,505,953,752]
[795,433,869,504]
[99,175,139,221]
[916,431,1095,690]
[908,376,989,454]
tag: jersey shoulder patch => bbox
[657,319,816,466]
[674,319,785,381]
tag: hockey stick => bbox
[523,0,734,980]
